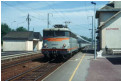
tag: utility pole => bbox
[47,13,49,28]
[91,1,97,59]
[26,13,31,31]
[64,21,71,27]
[47,13,53,28]
[88,16,94,48]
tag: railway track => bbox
[1,51,41,61]
[2,57,39,70]
[5,60,63,81]
[2,54,43,70]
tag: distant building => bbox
[96,1,121,54]
[3,31,43,51]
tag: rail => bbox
[2,55,43,70]
[5,60,62,81]
[1,51,41,61]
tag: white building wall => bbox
[99,12,116,26]
[114,1,121,8]
[3,40,26,51]
[26,41,33,51]
[101,12,121,49]
[37,41,43,50]
[101,29,106,49]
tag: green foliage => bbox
[1,23,28,44]
[1,23,11,44]
[11,29,15,31]
[16,27,27,32]
[1,23,11,37]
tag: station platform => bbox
[42,52,93,81]
[1,51,42,63]
[1,51,41,56]
[42,50,121,81]
[86,56,121,81]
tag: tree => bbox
[11,29,15,31]
[16,27,27,32]
[1,23,12,44]
[1,24,27,44]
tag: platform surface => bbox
[42,52,93,81]
[86,56,121,81]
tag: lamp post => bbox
[88,16,94,48]
[91,1,96,59]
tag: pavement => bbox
[86,56,121,81]
[42,52,93,81]
[42,51,121,81]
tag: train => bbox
[42,24,90,59]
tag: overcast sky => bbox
[1,1,108,37]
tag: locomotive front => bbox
[42,25,70,58]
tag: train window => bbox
[65,32,69,37]
[43,31,54,37]
[55,31,69,37]
[55,31,64,36]
[44,31,69,37]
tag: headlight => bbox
[44,43,48,48]
[62,44,66,48]
[63,44,66,47]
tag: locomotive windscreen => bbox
[43,31,69,37]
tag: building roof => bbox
[101,1,114,9]
[33,32,42,41]
[96,1,121,18]
[3,31,42,41]
[99,11,121,28]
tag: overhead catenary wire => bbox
[17,1,61,26]
[17,2,61,24]
[2,1,48,28]
[45,2,70,23]
[2,1,24,12]
[17,2,49,24]
[2,1,93,38]
[48,1,72,21]
[16,2,43,17]
[2,2,45,22]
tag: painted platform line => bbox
[41,52,85,81]
[69,54,85,81]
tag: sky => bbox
[1,1,109,37]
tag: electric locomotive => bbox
[42,24,80,59]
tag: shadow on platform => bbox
[107,57,121,65]
[81,50,94,54]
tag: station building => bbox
[96,1,121,54]
[3,31,43,51]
